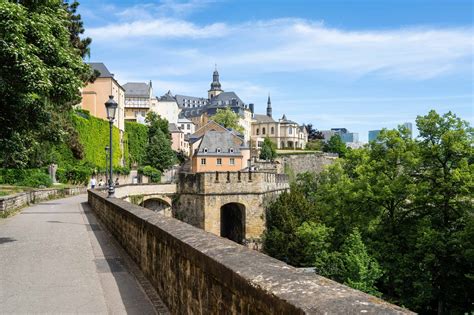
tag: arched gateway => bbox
[220,203,246,244]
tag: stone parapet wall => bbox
[178,172,289,195]
[0,186,87,214]
[113,183,177,199]
[88,190,413,314]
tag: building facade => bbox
[251,96,308,150]
[192,131,245,173]
[169,123,189,156]
[153,91,180,124]
[368,130,381,142]
[81,62,125,132]
[123,81,153,122]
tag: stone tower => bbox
[208,65,223,99]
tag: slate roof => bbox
[88,62,114,78]
[279,114,297,124]
[209,92,244,107]
[169,123,181,133]
[175,95,208,108]
[253,114,275,123]
[123,82,151,98]
[159,90,176,102]
[195,131,242,156]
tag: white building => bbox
[178,117,196,135]
[151,91,180,124]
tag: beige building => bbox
[251,96,308,150]
[169,123,189,156]
[81,62,125,132]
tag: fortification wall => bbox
[88,190,412,315]
[276,152,337,176]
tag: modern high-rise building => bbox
[368,130,381,142]
[402,122,413,138]
[341,132,359,143]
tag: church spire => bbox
[266,93,272,118]
[208,65,223,99]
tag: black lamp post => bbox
[105,146,109,188]
[105,95,118,198]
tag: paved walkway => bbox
[0,194,166,314]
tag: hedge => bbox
[0,168,53,188]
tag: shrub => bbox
[139,165,161,183]
[56,165,92,185]
[0,168,52,188]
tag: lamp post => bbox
[105,95,118,198]
[105,146,109,188]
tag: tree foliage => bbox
[0,1,92,168]
[210,107,244,133]
[259,137,277,161]
[144,112,176,171]
[264,110,473,313]
[324,134,348,157]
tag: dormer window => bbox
[204,148,208,153]
[216,148,221,153]
[229,148,234,153]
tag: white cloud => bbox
[87,17,473,80]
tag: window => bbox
[289,127,293,134]
[204,148,208,153]
[216,158,222,165]
[256,128,260,135]
[187,124,190,130]
[258,141,263,148]
[216,148,221,153]
[262,127,266,135]
[181,124,185,129]
[271,127,275,134]
[230,158,235,165]
[229,148,234,153]
[201,158,206,165]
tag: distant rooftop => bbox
[88,62,114,78]
[123,82,151,98]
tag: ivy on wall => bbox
[125,122,148,166]
[72,113,123,168]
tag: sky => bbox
[78,0,473,142]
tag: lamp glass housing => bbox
[105,95,118,121]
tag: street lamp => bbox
[105,146,109,188]
[105,95,118,198]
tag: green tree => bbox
[324,134,347,157]
[210,107,244,133]
[0,1,92,168]
[339,228,383,297]
[144,112,175,171]
[259,137,277,161]
[409,111,473,314]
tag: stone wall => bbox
[276,152,337,176]
[175,172,289,240]
[0,186,87,214]
[88,190,413,314]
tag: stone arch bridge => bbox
[113,171,290,245]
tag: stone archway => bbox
[142,198,171,215]
[220,203,246,244]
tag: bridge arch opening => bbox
[142,198,171,214]
[220,203,245,244]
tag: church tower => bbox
[266,93,272,118]
[208,65,223,99]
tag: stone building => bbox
[81,62,125,132]
[251,95,308,150]
[155,90,180,124]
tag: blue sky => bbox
[78,0,473,141]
